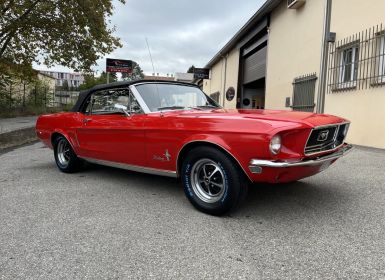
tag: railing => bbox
[287,0,296,6]
[328,24,385,93]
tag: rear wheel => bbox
[181,146,248,216]
[53,135,82,173]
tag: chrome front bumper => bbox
[249,144,353,173]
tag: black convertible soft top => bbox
[71,79,198,112]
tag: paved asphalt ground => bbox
[0,117,37,134]
[0,143,384,279]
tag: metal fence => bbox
[0,82,77,115]
[0,82,52,109]
[328,24,385,93]
[292,73,317,112]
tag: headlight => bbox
[270,134,282,155]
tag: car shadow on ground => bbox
[236,180,348,218]
[32,161,349,218]
[87,163,349,216]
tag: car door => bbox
[75,87,146,167]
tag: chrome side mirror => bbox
[114,104,130,116]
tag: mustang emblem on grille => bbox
[317,130,329,142]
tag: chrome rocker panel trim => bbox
[80,157,177,178]
[249,144,353,172]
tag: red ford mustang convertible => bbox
[36,80,352,215]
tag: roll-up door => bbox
[243,46,267,85]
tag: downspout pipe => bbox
[222,54,228,107]
[316,0,332,114]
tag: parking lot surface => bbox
[1,143,385,279]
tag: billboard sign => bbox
[106,58,133,73]
[193,68,210,79]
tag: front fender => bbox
[176,133,263,181]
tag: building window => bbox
[338,44,359,88]
[375,33,385,84]
[328,24,385,92]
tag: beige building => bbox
[203,0,385,149]
[39,70,85,88]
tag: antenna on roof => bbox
[145,37,157,80]
[145,37,162,112]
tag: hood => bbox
[168,109,347,128]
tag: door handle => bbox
[82,118,91,124]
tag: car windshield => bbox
[134,83,220,112]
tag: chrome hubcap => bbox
[57,139,71,167]
[190,159,226,203]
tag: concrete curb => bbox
[0,127,37,151]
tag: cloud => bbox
[36,0,265,75]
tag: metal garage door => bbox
[243,46,267,84]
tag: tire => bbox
[53,135,82,173]
[181,146,248,216]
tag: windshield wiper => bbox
[157,106,186,110]
[157,105,218,111]
[195,105,220,109]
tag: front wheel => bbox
[181,147,248,216]
[53,135,82,173]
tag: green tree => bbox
[0,63,36,108]
[122,62,144,81]
[78,74,99,91]
[78,71,117,90]
[187,65,195,73]
[109,72,118,82]
[0,0,125,72]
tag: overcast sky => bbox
[36,0,265,75]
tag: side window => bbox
[377,33,385,83]
[337,44,359,87]
[85,88,143,115]
[128,93,144,114]
[84,98,92,114]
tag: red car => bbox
[36,80,352,215]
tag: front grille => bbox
[305,123,349,155]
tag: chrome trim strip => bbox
[79,156,177,178]
[132,81,199,88]
[249,144,353,171]
[308,121,350,130]
[129,85,151,114]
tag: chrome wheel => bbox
[190,159,226,203]
[57,139,71,167]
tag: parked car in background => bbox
[36,80,352,215]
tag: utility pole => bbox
[316,0,332,113]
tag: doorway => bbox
[241,78,265,109]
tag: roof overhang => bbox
[205,0,283,69]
